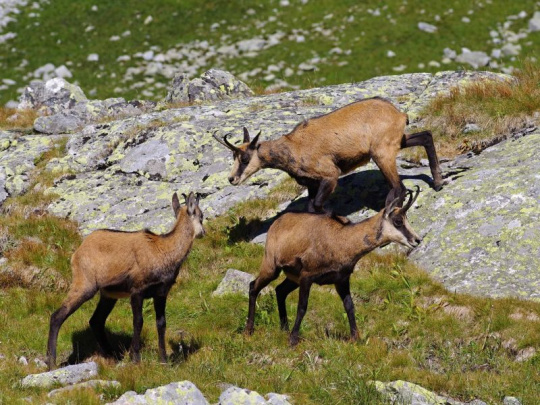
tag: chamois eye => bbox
[241,155,250,164]
[393,218,404,227]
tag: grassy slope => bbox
[1,176,540,404]
[0,0,538,104]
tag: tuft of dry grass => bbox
[421,60,540,158]
[0,108,38,130]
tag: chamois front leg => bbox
[335,278,358,341]
[153,295,168,363]
[289,277,314,346]
[130,294,144,363]
[275,278,299,331]
[311,177,338,213]
[402,131,444,191]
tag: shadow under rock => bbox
[64,327,133,366]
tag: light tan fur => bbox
[218,98,443,211]
[46,192,204,369]
[245,189,421,345]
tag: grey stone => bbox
[212,269,270,297]
[463,123,481,133]
[266,392,292,405]
[165,73,190,103]
[119,140,170,178]
[528,11,540,32]
[503,396,522,405]
[372,380,448,404]
[219,386,267,405]
[455,51,490,68]
[108,381,208,405]
[18,356,28,365]
[34,112,85,134]
[18,78,87,113]
[48,379,121,398]
[21,362,98,388]
[418,22,437,33]
[501,43,521,56]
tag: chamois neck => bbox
[160,210,194,256]
[342,212,386,255]
[258,138,294,170]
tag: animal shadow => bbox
[65,327,133,366]
[168,334,202,364]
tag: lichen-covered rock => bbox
[372,380,449,405]
[108,381,208,405]
[48,379,120,398]
[18,78,87,113]
[219,386,267,405]
[21,361,98,389]
[503,397,522,405]
[0,132,60,204]
[408,132,540,299]
[212,268,271,297]
[165,69,254,104]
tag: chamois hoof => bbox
[289,335,300,347]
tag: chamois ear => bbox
[172,192,181,217]
[249,130,261,150]
[185,192,197,216]
[243,127,250,143]
[383,196,401,219]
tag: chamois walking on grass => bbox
[245,187,421,346]
[46,192,204,370]
[214,97,443,211]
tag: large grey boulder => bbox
[372,380,448,404]
[408,132,540,299]
[165,69,254,104]
[18,78,87,114]
[21,362,98,389]
[108,381,208,405]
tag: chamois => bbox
[46,192,204,370]
[245,187,421,346]
[213,97,443,211]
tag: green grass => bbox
[0,0,538,104]
[1,173,540,403]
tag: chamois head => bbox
[173,191,205,238]
[380,186,422,249]
[213,127,261,185]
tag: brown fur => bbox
[219,98,443,211]
[245,189,421,346]
[46,192,204,369]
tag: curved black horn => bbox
[212,131,241,153]
[401,185,420,213]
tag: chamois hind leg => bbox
[130,293,144,363]
[245,261,281,335]
[372,154,406,206]
[307,183,320,213]
[47,284,98,370]
[153,295,168,363]
[89,294,117,358]
[275,278,299,331]
[402,131,444,190]
[289,276,314,347]
[335,277,358,341]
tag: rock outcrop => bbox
[3,70,538,300]
[21,361,98,389]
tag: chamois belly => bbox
[336,154,371,175]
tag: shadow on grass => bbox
[65,327,133,366]
[168,335,202,364]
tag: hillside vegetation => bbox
[0,0,539,105]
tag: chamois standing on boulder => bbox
[46,192,205,370]
[214,97,443,211]
[245,187,421,346]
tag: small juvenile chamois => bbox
[214,97,443,211]
[245,187,421,346]
[46,192,204,370]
